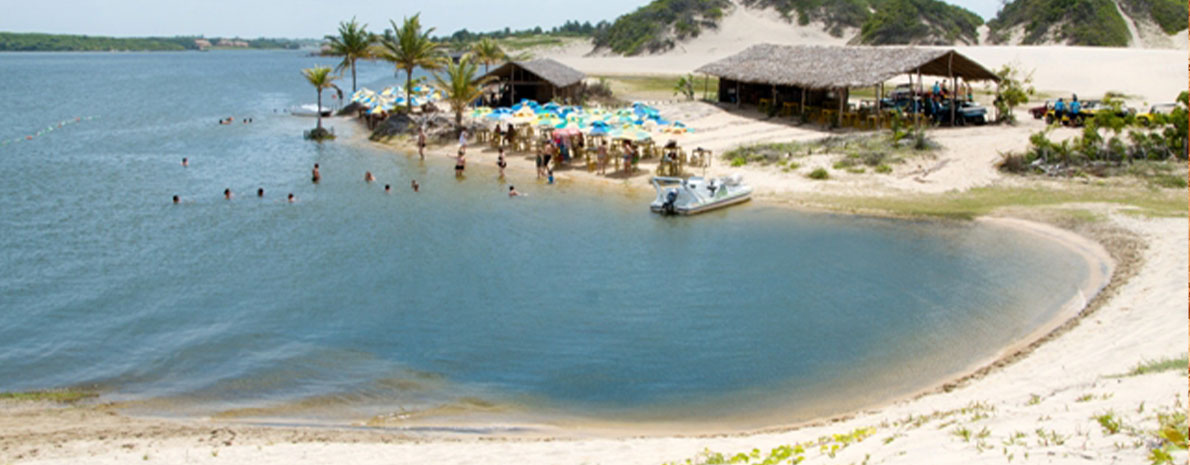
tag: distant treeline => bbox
[591,0,730,55]
[0,32,305,52]
[987,0,1187,46]
[439,19,604,44]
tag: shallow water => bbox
[0,51,1093,431]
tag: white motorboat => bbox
[650,174,752,215]
[290,104,333,117]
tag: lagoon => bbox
[0,51,1095,432]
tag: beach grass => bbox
[802,184,1188,220]
[1108,355,1189,378]
[497,34,570,51]
[0,388,97,403]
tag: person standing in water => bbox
[172,195,180,204]
[497,148,507,178]
[257,188,264,197]
[384,184,391,193]
[455,149,466,177]
[181,157,188,167]
[417,127,427,160]
[365,171,375,183]
[287,193,295,203]
[411,180,420,192]
[312,163,321,183]
[224,188,232,199]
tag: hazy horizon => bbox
[1,0,1006,39]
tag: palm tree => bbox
[324,17,373,94]
[377,14,444,112]
[470,38,507,74]
[302,66,339,133]
[433,54,493,128]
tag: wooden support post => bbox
[916,67,922,132]
[703,74,709,101]
[876,82,883,130]
[800,87,806,117]
[837,87,845,128]
[771,85,777,115]
[735,81,741,109]
[948,52,956,127]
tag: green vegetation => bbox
[1109,354,1190,377]
[807,167,830,179]
[1001,92,1188,180]
[0,32,301,51]
[1127,0,1190,34]
[666,427,876,464]
[301,66,339,139]
[434,56,493,127]
[0,388,97,403]
[860,0,983,44]
[442,20,598,45]
[324,18,373,94]
[377,14,445,112]
[741,0,871,36]
[992,64,1035,124]
[807,183,1187,220]
[592,0,729,55]
[987,0,1138,46]
[470,38,509,74]
[1150,410,1188,464]
[1095,411,1124,434]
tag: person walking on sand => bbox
[365,171,375,183]
[455,149,466,177]
[497,148,507,178]
[312,163,321,183]
[535,147,545,179]
[417,127,427,160]
[458,129,468,149]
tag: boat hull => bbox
[650,192,751,215]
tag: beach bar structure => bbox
[482,58,586,106]
[695,44,1000,127]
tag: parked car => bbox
[1029,101,1052,119]
[1136,103,1181,126]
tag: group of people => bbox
[218,116,252,125]
[172,157,295,204]
[1051,95,1082,119]
[325,164,420,193]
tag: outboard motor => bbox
[662,189,679,215]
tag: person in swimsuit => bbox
[257,188,264,197]
[417,127,427,160]
[172,195,179,204]
[455,150,466,176]
[384,184,391,193]
[287,193,295,203]
[597,141,609,175]
[181,157,188,167]
[547,169,554,184]
[312,163,321,183]
[542,141,554,172]
[497,148,507,178]
[508,185,520,197]
[224,188,232,199]
[411,180,420,192]
[365,171,375,183]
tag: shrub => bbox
[730,156,747,167]
[807,167,829,179]
[875,164,893,174]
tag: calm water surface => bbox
[0,51,1093,431]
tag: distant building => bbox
[194,39,211,50]
[215,38,250,48]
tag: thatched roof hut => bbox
[481,58,586,105]
[696,44,1000,126]
[695,43,999,89]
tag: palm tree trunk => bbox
[351,60,357,94]
[316,89,323,130]
[405,68,414,113]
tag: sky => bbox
[0,0,1007,39]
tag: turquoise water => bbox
[0,51,1093,431]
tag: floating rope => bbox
[0,116,95,146]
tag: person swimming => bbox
[365,171,375,183]
[287,193,295,203]
[312,163,321,183]
[223,188,232,199]
[181,157,188,167]
[411,180,419,192]
[508,185,520,197]
[172,195,179,204]
[384,184,391,193]
[257,188,264,197]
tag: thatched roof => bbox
[696,44,1000,89]
[483,58,586,88]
